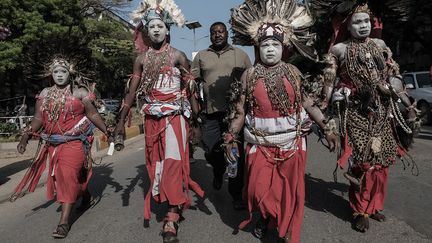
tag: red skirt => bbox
[14,140,91,204]
[240,140,306,242]
[349,164,388,215]
[143,114,204,220]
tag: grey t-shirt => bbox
[191,45,251,114]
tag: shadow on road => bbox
[121,164,147,207]
[120,164,168,224]
[189,159,248,234]
[19,162,124,230]
[89,163,123,206]
[0,158,32,185]
[304,173,352,222]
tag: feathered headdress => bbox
[308,0,415,50]
[309,0,414,21]
[48,58,75,74]
[131,0,185,27]
[230,0,317,60]
[42,55,94,92]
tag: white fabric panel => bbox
[244,108,310,134]
[180,116,187,148]
[152,160,164,196]
[153,67,181,94]
[244,127,299,149]
[165,119,181,160]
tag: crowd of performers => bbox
[11,0,420,242]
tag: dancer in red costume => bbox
[320,3,418,232]
[228,1,338,242]
[13,57,109,238]
[114,1,204,242]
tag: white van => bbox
[402,71,432,124]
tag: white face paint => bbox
[259,38,283,66]
[52,66,70,86]
[147,19,169,44]
[348,12,371,39]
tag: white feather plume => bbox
[131,0,185,27]
[231,0,317,60]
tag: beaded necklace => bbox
[137,44,172,96]
[42,85,71,122]
[345,38,387,90]
[247,62,301,116]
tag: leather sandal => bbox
[252,217,268,239]
[353,214,369,232]
[52,224,70,238]
[161,212,180,243]
[370,212,386,222]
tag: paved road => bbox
[0,133,431,243]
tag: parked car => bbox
[97,99,120,116]
[402,71,432,124]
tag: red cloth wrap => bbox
[134,22,150,54]
[14,141,91,203]
[239,75,305,242]
[143,114,204,221]
[14,94,92,203]
[349,164,388,215]
[337,134,353,169]
[240,142,306,242]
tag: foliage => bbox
[0,122,18,135]
[0,0,134,102]
[85,18,134,98]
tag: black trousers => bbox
[201,112,244,201]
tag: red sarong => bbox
[240,140,306,242]
[349,164,388,215]
[14,93,94,203]
[143,114,204,221]
[14,140,91,203]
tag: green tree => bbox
[0,0,91,100]
[85,18,134,98]
[0,0,134,104]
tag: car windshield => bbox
[417,73,432,88]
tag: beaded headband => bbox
[257,24,285,44]
[353,3,372,15]
[49,58,73,73]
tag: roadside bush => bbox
[0,122,18,135]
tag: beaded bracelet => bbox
[20,125,34,137]
[223,131,239,144]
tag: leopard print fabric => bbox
[345,106,397,166]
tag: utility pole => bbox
[185,21,202,51]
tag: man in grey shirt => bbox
[192,22,251,210]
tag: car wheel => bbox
[417,101,431,125]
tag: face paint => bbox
[259,38,283,66]
[52,66,70,86]
[147,19,169,44]
[348,12,371,39]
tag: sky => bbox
[121,0,255,60]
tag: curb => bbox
[94,124,144,151]
[0,129,144,204]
